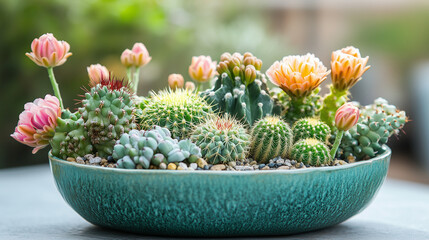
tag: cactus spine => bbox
[191,115,250,164]
[200,52,281,126]
[291,138,331,166]
[250,116,293,163]
[139,89,213,139]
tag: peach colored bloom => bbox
[121,43,152,68]
[335,102,360,131]
[266,54,330,98]
[25,33,72,68]
[188,55,216,83]
[331,46,370,91]
[168,74,184,90]
[11,95,61,153]
[185,81,196,91]
[87,64,109,87]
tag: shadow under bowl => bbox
[49,146,391,237]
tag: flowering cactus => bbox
[185,81,196,91]
[320,46,370,130]
[11,95,61,153]
[120,42,152,93]
[330,102,360,159]
[25,33,72,109]
[266,54,330,123]
[188,55,216,87]
[168,74,184,90]
[87,64,109,87]
[25,33,72,68]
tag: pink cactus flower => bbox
[11,95,61,154]
[335,102,360,131]
[25,33,72,68]
[188,55,216,83]
[87,64,109,87]
[121,43,152,68]
[168,74,184,90]
[185,81,196,91]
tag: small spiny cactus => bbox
[291,138,331,166]
[292,117,331,143]
[250,116,293,163]
[191,115,250,164]
[139,89,213,139]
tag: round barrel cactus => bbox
[139,89,213,139]
[250,116,293,163]
[291,138,331,166]
[190,115,250,164]
[292,117,331,143]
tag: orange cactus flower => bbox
[266,54,330,98]
[331,46,370,91]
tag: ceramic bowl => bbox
[49,146,391,237]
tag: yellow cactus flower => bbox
[266,53,330,98]
[331,46,370,91]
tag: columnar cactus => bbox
[50,110,93,159]
[112,126,201,169]
[320,46,370,130]
[79,77,136,157]
[292,117,331,143]
[250,116,293,163]
[200,52,281,126]
[191,115,250,164]
[291,138,331,166]
[138,89,213,139]
[337,98,407,160]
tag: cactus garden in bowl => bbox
[12,33,408,236]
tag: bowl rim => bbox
[49,146,391,175]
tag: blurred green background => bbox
[1,0,429,183]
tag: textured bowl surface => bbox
[49,147,391,237]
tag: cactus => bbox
[200,52,281,126]
[79,77,136,157]
[319,85,349,130]
[292,117,330,143]
[337,98,407,160]
[250,116,293,163]
[138,89,213,139]
[190,115,250,164]
[112,126,201,169]
[50,109,93,159]
[291,138,331,166]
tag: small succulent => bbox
[191,115,250,164]
[112,126,201,169]
[291,138,331,166]
[250,116,293,163]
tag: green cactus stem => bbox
[47,67,64,109]
[320,85,348,131]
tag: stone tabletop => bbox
[1,164,429,240]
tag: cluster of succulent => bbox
[113,126,201,169]
[11,33,408,171]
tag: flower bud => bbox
[168,74,184,90]
[25,33,72,68]
[188,55,216,83]
[87,64,109,87]
[185,82,196,91]
[121,43,151,68]
[335,102,360,131]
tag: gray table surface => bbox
[1,165,429,240]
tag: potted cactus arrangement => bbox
[11,33,408,237]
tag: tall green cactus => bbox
[200,52,281,126]
[250,116,293,163]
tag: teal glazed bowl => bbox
[49,146,391,237]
